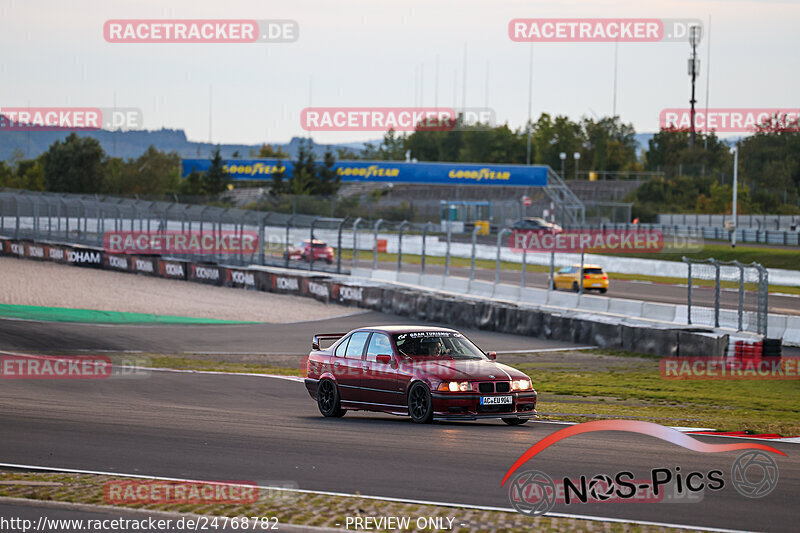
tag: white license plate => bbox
[480,396,512,405]
[592,283,602,287]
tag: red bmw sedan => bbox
[304,325,537,424]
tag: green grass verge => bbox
[513,353,800,435]
[147,355,303,376]
[606,243,800,270]
[0,303,257,325]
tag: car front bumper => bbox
[431,390,538,420]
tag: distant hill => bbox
[634,133,654,156]
[0,122,379,161]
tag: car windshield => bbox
[392,331,486,360]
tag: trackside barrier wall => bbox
[3,236,797,352]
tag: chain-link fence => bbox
[683,257,768,335]
[0,189,778,335]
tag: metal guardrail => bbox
[0,190,779,336]
[563,222,800,246]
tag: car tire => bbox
[408,382,434,424]
[572,282,579,292]
[502,417,528,426]
[317,379,345,418]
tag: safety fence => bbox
[683,258,769,336]
[660,213,800,231]
[565,222,800,246]
[1,189,792,339]
[0,234,739,357]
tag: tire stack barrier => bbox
[302,277,333,303]
[189,263,225,286]
[763,338,782,358]
[4,239,25,257]
[104,253,132,272]
[158,259,190,281]
[65,245,102,269]
[226,267,258,290]
[270,272,301,294]
[24,242,47,261]
[132,255,159,277]
[1,236,778,357]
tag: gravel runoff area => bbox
[0,472,694,533]
[0,257,359,324]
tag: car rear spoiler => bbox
[312,333,347,351]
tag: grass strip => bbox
[0,304,258,325]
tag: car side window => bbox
[557,267,571,274]
[345,331,370,359]
[365,333,393,362]
[334,335,350,357]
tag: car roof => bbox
[356,325,459,334]
[569,264,604,269]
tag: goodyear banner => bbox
[181,159,548,187]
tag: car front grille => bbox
[495,382,510,393]
[477,404,514,413]
[478,382,494,393]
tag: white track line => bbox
[0,463,753,533]
[0,351,305,382]
[496,346,597,354]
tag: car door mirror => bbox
[486,351,497,360]
[376,354,393,365]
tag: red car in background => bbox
[305,325,538,424]
[284,239,334,264]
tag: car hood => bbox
[399,358,529,382]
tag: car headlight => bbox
[511,379,531,391]
[437,381,472,392]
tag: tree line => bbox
[2,113,799,219]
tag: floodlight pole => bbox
[731,146,739,248]
[689,25,701,148]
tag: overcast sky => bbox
[1,0,797,146]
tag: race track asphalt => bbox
[0,312,583,354]
[0,316,797,532]
[0,369,796,532]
